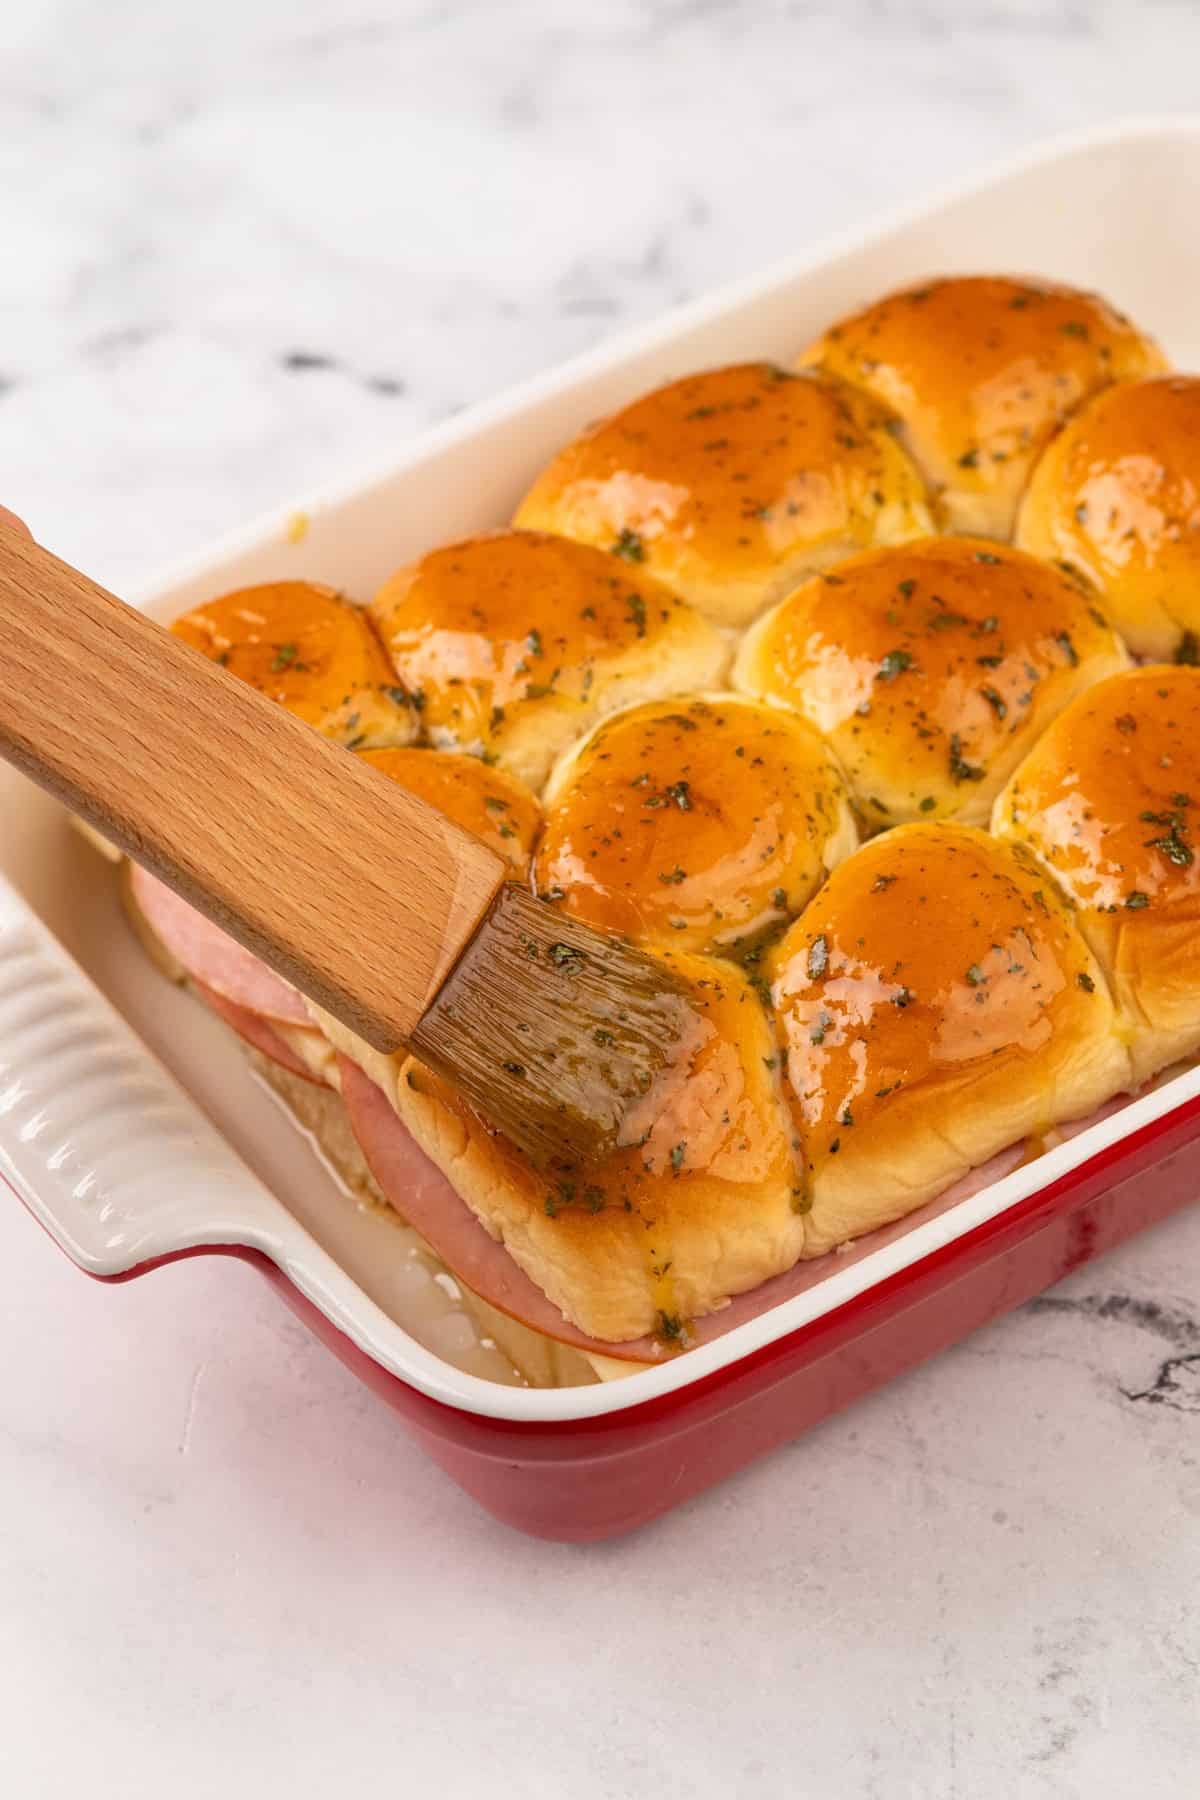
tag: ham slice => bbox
[130,864,311,1024]
[338,1056,664,1362]
[196,983,330,1086]
[338,1061,1045,1365]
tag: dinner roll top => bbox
[172,581,419,748]
[1016,375,1200,661]
[801,276,1166,539]
[534,694,857,955]
[396,948,805,1343]
[769,823,1130,1257]
[367,529,727,790]
[733,537,1129,828]
[354,747,541,876]
[513,363,934,627]
[993,666,1200,1083]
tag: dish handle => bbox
[0,875,292,1277]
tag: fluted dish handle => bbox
[0,873,293,1276]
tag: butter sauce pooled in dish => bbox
[97,268,1200,1384]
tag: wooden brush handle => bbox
[0,528,509,1050]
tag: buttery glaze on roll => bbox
[171,581,418,748]
[392,948,804,1343]
[356,747,541,875]
[368,529,726,789]
[994,667,1200,1083]
[734,537,1128,828]
[801,276,1165,539]
[770,823,1129,1257]
[535,694,857,953]
[1017,376,1200,661]
[513,363,934,627]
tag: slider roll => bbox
[801,276,1165,539]
[734,537,1128,829]
[514,363,934,627]
[1017,375,1200,662]
[769,823,1130,1258]
[994,666,1200,1084]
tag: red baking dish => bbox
[2,117,1200,1540]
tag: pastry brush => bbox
[0,527,690,1167]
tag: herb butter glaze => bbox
[535,693,857,954]
[1017,374,1200,660]
[768,823,1129,1256]
[399,945,805,1343]
[734,536,1128,827]
[514,362,935,627]
[172,580,419,750]
[802,276,1166,540]
[355,746,542,876]
[994,666,1200,1082]
[367,528,726,788]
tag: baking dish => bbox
[4,115,1200,1539]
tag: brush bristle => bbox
[407,883,692,1167]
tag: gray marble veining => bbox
[0,2,1198,1795]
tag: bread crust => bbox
[393,948,805,1342]
[514,364,934,627]
[1017,375,1200,660]
[368,529,727,790]
[994,666,1200,1084]
[803,276,1165,539]
[769,823,1131,1256]
[734,537,1129,828]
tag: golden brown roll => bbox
[512,363,934,627]
[1016,375,1200,661]
[733,537,1129,828]
[172,581,418,748]
[993,666,1200,1083]
[368,529,727,789]
[769,823,1129,1256]
[801,276,1166,539]
[355,747,541,875]
[395,948,805,1343]
[534,694,857,954]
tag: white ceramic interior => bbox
[3,116,1199,1424]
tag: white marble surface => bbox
[2,2,1200,1794]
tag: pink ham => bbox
[196,983,331,1086]
[338,1056,664,1363]
[130,864,311,1025]
[339,1058,1107,1364]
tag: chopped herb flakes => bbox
[949,734,985,784]
[612,528,646,563]
[876,648,914,683]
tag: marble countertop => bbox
[2,2,1199,1794]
